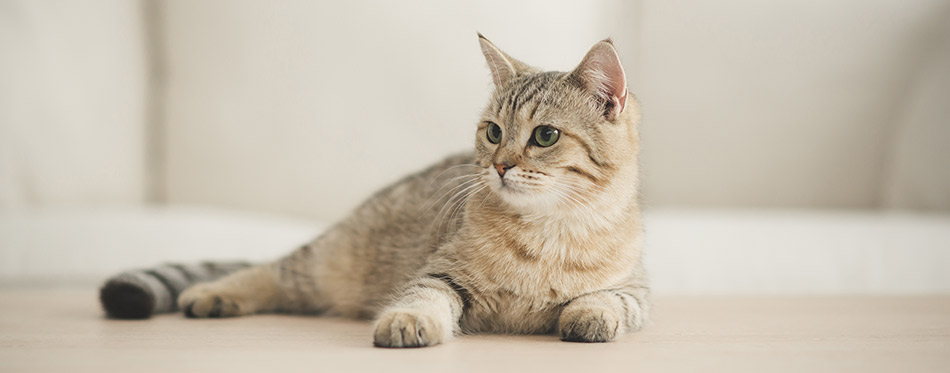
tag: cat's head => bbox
[474,35,641,214]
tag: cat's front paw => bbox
[559,307,622,343]
[373,309,449,348]
[177,284,249,318]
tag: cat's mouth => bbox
[486,170,541,200]
[497,178,533,195]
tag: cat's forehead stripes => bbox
[495,72,563,123]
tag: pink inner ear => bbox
[580,42,628,115]
[603,55,627,113]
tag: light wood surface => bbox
[1,288,948,372]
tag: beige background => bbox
[1,0,949,221]
[0,0,148,207]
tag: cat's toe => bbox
[178,286,245,318]
[559,307,621,343]
[373,309,446,348]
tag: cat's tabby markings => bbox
[100,34,648,348]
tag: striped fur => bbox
[104,36,648,347]
[100,262,251,319]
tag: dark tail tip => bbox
[99,280,155,319]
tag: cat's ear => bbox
[478,33,531,88]
[569,39,628,119]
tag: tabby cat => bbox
[100,34,649,347]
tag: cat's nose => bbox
[495,163,514,177]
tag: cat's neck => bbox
[524,185,636,236]
[474,172,639,239]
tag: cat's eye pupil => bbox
[486,123,502,144]
[533,126,560,147]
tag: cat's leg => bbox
[558,283,649,343]
[178,245,319,318]
[373,274,467,348]
[177,264,280,317]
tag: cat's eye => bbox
[532,125,560,147]
[486,122,502,144]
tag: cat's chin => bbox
[493,184,560,213]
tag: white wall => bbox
[160,0,638,221]
[158,1,950,221]
[0,0,149,207]
[636,0,950,209]
[2,1,947,217]
[883,17,950,211]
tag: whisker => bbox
[444,184,485,236]
[430,163,482,184]
[423,179,478,220]
[417,176,481,215]
[427,177,486,241]
[432,182,483,242]
[475,183,494,211]
[548,185,585,208]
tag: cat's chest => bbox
[450,212,639,333]
[460,288,562,333]
[459,228,631,301]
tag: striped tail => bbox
[99,261,252,319]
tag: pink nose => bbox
[495,164,512,177]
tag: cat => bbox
[99,34,648,347]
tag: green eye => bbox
[532,125,560,147]
[486,122,502,144]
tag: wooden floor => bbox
[1,287,948,372]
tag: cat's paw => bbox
[177,284,249,318]
[559,306,622,343]
[373,308,449,348]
